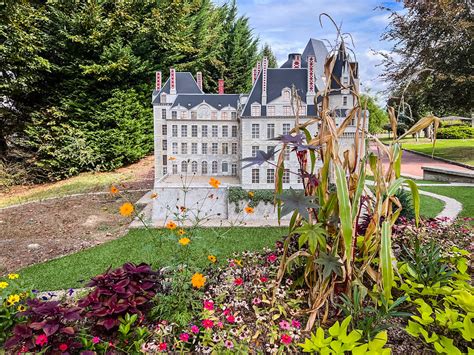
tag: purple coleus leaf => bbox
[43,322,60,336]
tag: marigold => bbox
[110,186,119,194]
[8,273,19,280]
[244,206,254,214]
[191,273,206,289]
[166,221,177,230]
[0,281,8,289]
[209,177,221,189]
[7,294,20,305]
[208,255,217,263]
[177,228,186,236]
[119,202,134,217]
[178,237,190,246]
[150,192,158,199]
[248,191,255,198]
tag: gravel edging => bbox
[402,148,474,171]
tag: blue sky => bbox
[217,0,404,100]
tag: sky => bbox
[218,0,405,101]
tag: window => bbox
[267,169,275,183]
[181,143,187,154]
[162,155,167,165]
[163,167,167,175]
[172,142,178,154]
[212,143,218,154]
[191,161,198,173]
[198,106,210,119]
[283,89,290,100]
[180,110,188,120]
[222,126,228,137]
[267,105,275,116]
[202,143,208,154]
[160,93,166,103]
[172,125,178,137]
[297,174,302,183]
[283,169,290,183]
[181,161,188,173]
[162,139,167,150]
[212,125,218,138]
[212,161,218,174]
[283,123,291,135]
[221,112,228,120]
[222,161,228,173]
[181,125,187,137]
[172,164,178,174]
[172,111,177,120]
[231,111,237,120]
[231,164,237,176]
[211,111,217,120]
[299,106,306,116]
[161,109,167,119]
[162,125,167,136]
[191,125,198,137]
[252,169,260,183]
[191,111,197,120]
[251,104,261,117]
[342,76,349,85]
[284,146,290,160]
[252,146,260,158]
[202,125,208,137]
[191,143,198,154]
[267,124,275,139]
[283,106,292,116]
[343,96,348,106]
[232,142,238,155]
[267,146,275,161]
[222,143,228,155]
[232,126,238,137]
[251,124,260,139]
[202,161,208,174]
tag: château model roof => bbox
[152,72,202,102]
[171,94,240,110]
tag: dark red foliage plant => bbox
[5,299,82,353]
[78,262,163,331]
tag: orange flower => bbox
[177,228,186,236]
[178,237,190,246]
[150,192,158,199]
[166,221,177,230]
[191,273,206,289]
[168,156,176,161]
[244,206,254,214]
[208,255,217,263]
[119,202,134,217]
[110,186,119,194]
[209,177,221,189]
[248,191,254,198]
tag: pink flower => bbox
[224,340,234,349]
[291,319,301,328]
[234,277,243,286]
[203,300,214,310]
[217,321,223,328]
[267,254,277,263]
[191,325,200,334]
[281,334,292,345]
[159,342,167,351]
[252,297,261,305]
[222,308,231,316]
[35,334,48,346]
[279,320,290,330]
[229,260,235,267]
[226,314,235,323]
[92,336,100,344]
[259,276,268,283]
[179,333,190,342]
[202,319,214,329]
[59,343,68,352]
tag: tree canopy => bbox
[360,94,389,134]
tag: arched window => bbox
[212,161,218,174]
[222,161,228,173]
[172,164,178,174]
[160,93,166,103]
[181,161,188,173]
[191,161,198,173]
[282,89,291,101]
[202,161,208,174]
[198,105,210,119]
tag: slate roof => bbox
[171,94,240,110]
[152,72,202,103]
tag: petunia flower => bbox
[35,334,48,346]
[267,254,277,263]
[291,319,301,329]
[92,336,100,344]
[279,320,290,330]
[203,300,214,311]
[202,319,214,329]
[191,325,200,334]
[280,334,292,345]
[179,333,190,342]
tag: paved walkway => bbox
[369,143,472,179]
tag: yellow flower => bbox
[119,202,134,217]
[17,305,26,312]
[244,206,254,214]
[209,177,221,189]
[0,281,8,289]
[7,294,20,306]
[166,221,177,230]
[178,237,190,246]
[177,229,186,236]
[191,273,206,289]
[248,191,255,198]
[110,185,119,194]
[150,192,158,199]
[234,259,243,267]
[208,255,217,263]
[8,273,19,280]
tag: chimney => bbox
[292,54,301,68]
[307,56,315,94]
[256,61,261,76]
[155,71,162,91]
[252,67,257,85]
[261,56,268,105]
[170,68,176,94]
[196,71,203,91]
[218,79,224,94]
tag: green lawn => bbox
[420,194,445,219]
[418,186,474,219]
[398,138,474,166]
[18,227,286,291]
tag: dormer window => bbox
[342,76,349,85]
[211,111,217,120]
[267,105,275,116]
[231,111,237,120]
[298,106,306,116]
[198,105,210,119]
[221,111,228,120]
[180,110,188,120]
[160,93,167,103]
[251,104,261,117]
[282,89,291,101]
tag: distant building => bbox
[152,38,364,189]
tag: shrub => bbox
[436,125,474,139]
[78,262,163,331]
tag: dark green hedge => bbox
[436,126,474,139]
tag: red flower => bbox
[260,276,268,283]
[267,254,277,263]
[59,343,68,352]
[35,334,48,347]
[281,334,292,345]
[226,314,235,323]
[179,333,190,342]
[203,300,214,311]
[202,319,214,329]
[191,325,199,334]
[159,342,167,351]
[222,308,231,316]
[234,277,243,286]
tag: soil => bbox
[0,157,154,274]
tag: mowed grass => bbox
[418,186,474,219]
[420,194,445,219]
[19,227,286,291]
[399,138,474,166]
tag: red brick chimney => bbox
[252,67,257,85]
[196,71,203,91]
[155,71,162,91]
[307,56,315,94]
[292,54,301,68]
[170,68,176,94]
[261,57,268,104]
[218,79,224,94]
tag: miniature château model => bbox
[152,38,362,190]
